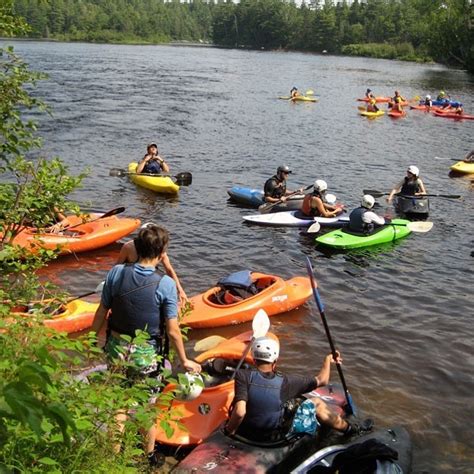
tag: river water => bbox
[3,41,473,473]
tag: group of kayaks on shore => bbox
[358,88,473,120]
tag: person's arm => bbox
[157,154,170,173]
[116,240,134,264]
[226,400,246,435]
[365,211,386,226]
[92,302,109,334]
[315,352,342,387]
[387,180,403,203]
[161,252,188,303]
[416,179,427,195]
[166,318,201,373]
[136,154,151,173]
[313,197,338,218]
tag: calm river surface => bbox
[4,41,473,473]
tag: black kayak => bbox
[395,195,430,218]
[291,426,412,473]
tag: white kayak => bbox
[242,211,349,228]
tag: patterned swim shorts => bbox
[289,399,319,436]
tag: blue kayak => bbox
[227,186,304,212]
[424,98,462,107]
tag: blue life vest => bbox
[349,206,371,233]
[143,160,163,174]
[240,370,285,433]
[400,177,420,195]
[108,265,162,338]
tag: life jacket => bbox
[239,370,285,435]
[302,193,322,217]
[108,265,163,338]
[143,159,163,174]
[400,177,420,195]
[215,270,258,304]
[349,206,372,233]
[264,175,286,199]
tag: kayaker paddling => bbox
[365,88,375,100]
[264,165,303,204]
[91,225,200,461]
[366,98,379,113]
[290,86,300,99]
[387,165,427,204]
[349,195,390,234]
[225,336,372,442]
[117,222,188,303]
[136,143,169,174]
[301,180,345,218]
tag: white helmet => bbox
[176,372,204,401]
[140,222,155,229]
[426,95,431,100]
[314,179,328,192]
[251,337,280,363]
[407,165,419,177]
[361,194,375,209]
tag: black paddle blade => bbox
[100,207,126,218]
[109,168,127,177]
[175,172,192,186]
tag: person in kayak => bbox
[290,86,300,99]
[136,143,170,174]
[365,88,375,100]
[388,90,405,111]
[264,165,302,203]
[423,95,432,108]
[349,195,389,234]
[91,224,201,460]
[387,165,427,203]
[366,99,379,113]
[301,180,345,218]
[453,104,464,115]
[463,150,474,163]
[437,90,449,101]
[225,336,372,443]
[117,223,188,303]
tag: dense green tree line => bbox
[11,0,474,71]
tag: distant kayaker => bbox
[387,165,427,203]
[136,143,169,174]
[453,104,464,115]
[290,86,300,99]
[225,336,373,442]
[365,88,375,100]
[366,98,379,113]
[423,95,432,108]
[91,224,201,461]
[437,90,450,101]
[117,222,188,303]
[388,90,405,111]
[301,180,345,218]
[349,195,389,234]
[264,165,302,203]
[464,150,474,163]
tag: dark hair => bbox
[134,225,169,260]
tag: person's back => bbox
[349,195,386,234]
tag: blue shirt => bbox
[101,263,178,321]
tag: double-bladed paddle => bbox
[305,257,355,416]
[62,207,126,231]
[109,168,193,186]
[231,309,271,380]
[363,189,461,199]
[258,185,313,214]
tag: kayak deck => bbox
[450,161,474,174]
[242,211,349,228]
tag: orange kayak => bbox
[181,272,312,328]
[11,299,99,333]
[154,331,275,447]
[7,214,140,255]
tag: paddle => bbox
[307,219,432,234]
[109,168,192,186]
[258,184,313,214]
[307,222,321,234]
[231,309,270,380]
[306,89,314,96]
[63,207,126,231]
[305,257,355,416]
[193,335,227,353]
[67,281,105,303]
[363,189,461,199]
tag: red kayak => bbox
[433,110,474,120]
[388,110,407,118]
[410,105,447,112]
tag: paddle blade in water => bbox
[109,168,127,177]
[406,221,433,233]
[175,172,192,186]
[307,222,321,234]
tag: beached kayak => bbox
[450,160,474,174]
[359,109,385,118]
[127,162,180,194]
[242,211,349,228]
[156,331,348,462]
[315,219,411,250]
[357,97,391,103]
[227,186,304,211]
[433,110,474,120]
[279,95,318,102]
[291,426,412,474]
[180,271,312,328]
[12,299,99,333]
[388,110,407,118]
[8,214,140,255]
[395,195,430,217]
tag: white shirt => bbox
[362,211,386,226]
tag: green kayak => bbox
[315,219,411,249]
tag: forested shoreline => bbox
[11,0,474,72]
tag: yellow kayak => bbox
[450,161,474,175]
[359,110,385,118]
[278,96,318,102]
[128,162,180,194]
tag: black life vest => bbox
[400,177,420,195]
[349,206,371,233]
[143,159,163,174]
[264,175,286,199]
[238,370,285,436]
[108,265,162,338]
